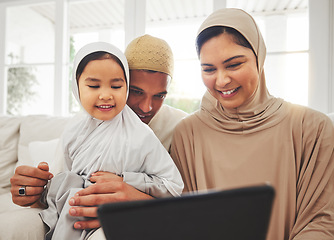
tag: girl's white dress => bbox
[39,42,183,240]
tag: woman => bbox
[170,8,334,240]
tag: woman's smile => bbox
[218,86,241,98]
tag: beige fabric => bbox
[0,192,22,213]
[125,34,174,77]
[0,207,47,240]
[171,8,334,240]
[148,104,188,152]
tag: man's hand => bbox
[69,171,153,229]
[10,162,53,208]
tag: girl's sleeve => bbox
[122,132,184,198]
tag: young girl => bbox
[40,42,183,240]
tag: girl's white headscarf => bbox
[72,42,130,108]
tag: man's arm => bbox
[69,172,153,229]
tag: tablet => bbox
[97,184,274,240]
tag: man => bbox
[8,34,187,239]
[125,34,187,151]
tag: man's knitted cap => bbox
[125,34,174,78]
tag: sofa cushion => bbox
[327,112,334,124]
[16,115,70,168]
[0,116,21,193]
[0,206,47,239]
[28,138,62,175]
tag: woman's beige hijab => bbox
[197,8,288,133]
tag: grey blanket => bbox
[40,172,96,240]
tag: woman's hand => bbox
[10,162,53,208]
[69,171,153,229]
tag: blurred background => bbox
[0,0,333,116]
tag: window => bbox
[6,2,55,115]
[259,13,309,106]
[2,0,328,116]
[144,0,309,114]
[146,0,211,113]
[68,0,125,113]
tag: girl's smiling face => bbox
[78,58,127,121]
[199,33,259,110]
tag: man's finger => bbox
[37,162,51,172]
[10,175,48,187]
[11,195,40,207]
[70,193,120,207]
[75,182,121,196]
[15,165,53,181]
[69,206,98,218]
[11,186,44,197]
[73,219,100,230]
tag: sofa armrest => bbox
[0,116,21,192]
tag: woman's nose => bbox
[216,70,231,87]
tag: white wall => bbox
[308,0,334,113]
[0,6,7,114]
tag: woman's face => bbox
[199,33,259,110]
[78,58,127,121]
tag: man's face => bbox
[127,70,170,124]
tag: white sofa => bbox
[328,112,334,124]
[0,115,70,239]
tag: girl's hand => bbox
[89,171,123,184]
